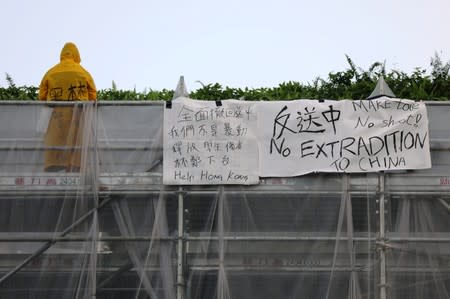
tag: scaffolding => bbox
[0,101,448,299]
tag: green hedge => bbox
[1,55,449,101]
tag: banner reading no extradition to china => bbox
[257,97,431,176]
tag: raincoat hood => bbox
[60,42,81,63]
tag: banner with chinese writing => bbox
[163,97,259,185]
[258,97,431,176]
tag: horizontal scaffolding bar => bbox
[0,235,448,243]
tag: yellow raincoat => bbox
[39,42,96,172]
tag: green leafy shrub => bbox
[1,54,449,101]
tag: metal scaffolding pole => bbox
[91,101,99,299]
[379,173,387,299]
[177,186,185,299]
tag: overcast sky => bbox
[2,0,449,92]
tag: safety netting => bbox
[0,100,448,299]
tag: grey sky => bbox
[2,0,449,92]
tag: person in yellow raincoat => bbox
[39,42,96,172]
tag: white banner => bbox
[258,97,431,176]
[164,97,431,184]
[163,97,259,185]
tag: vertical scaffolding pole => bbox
[91,213,98,299]
[177,186,185,299]
[379,173,387,299]
[91,101,99,299]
